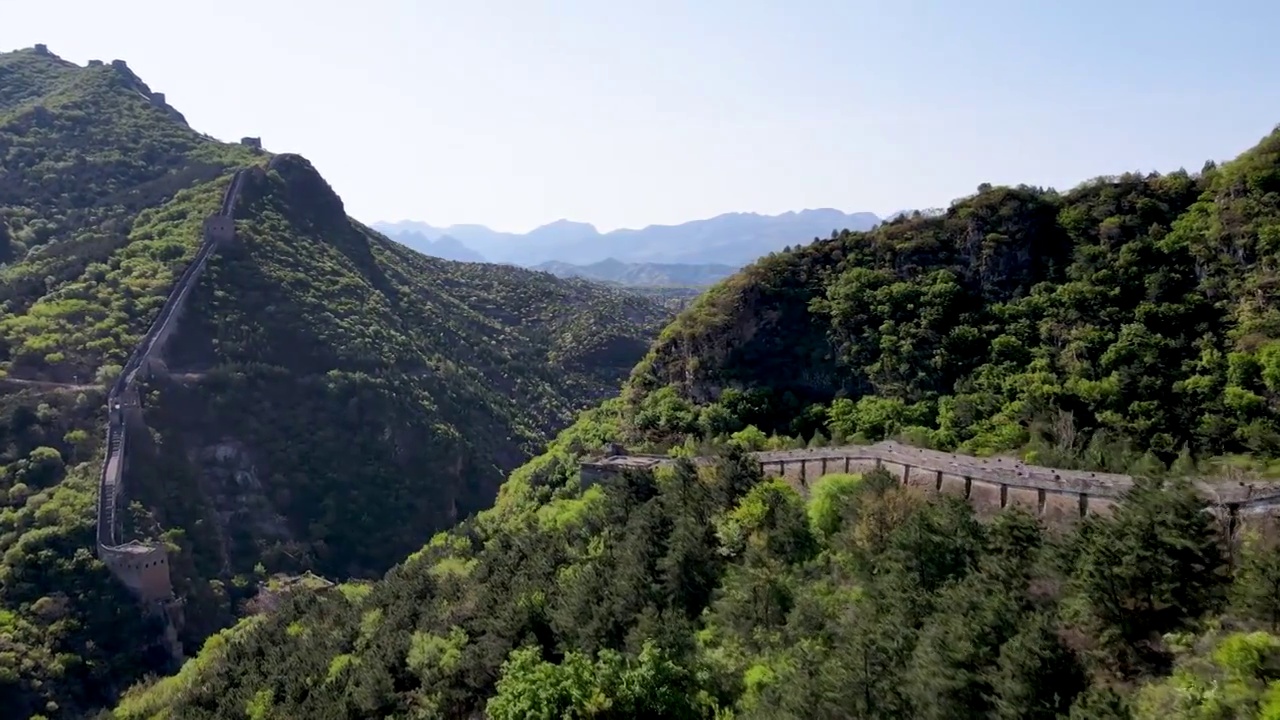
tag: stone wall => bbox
[96,168,249,614]
[582,440,1280,537]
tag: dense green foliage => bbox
[112,122,1280,719]
[611,284,704,313]
[9,41,1280,719]
[0,50,259,383]
[0,47,261,719]
[112,450,1280,719]
[0,384,174,720]
[0,47,669,718]
[603,128,1280,474]
[130,154,670,594]
[533,258,737,288]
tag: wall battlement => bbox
[96,168,249,618]
[581,440,1280,538]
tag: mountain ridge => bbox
[117,122,1280,719]
[0,45,672,717]
[373,207,881,266]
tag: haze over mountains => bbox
[372,208,882,268]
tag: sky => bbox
[6,0,1280,233]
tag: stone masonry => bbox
[582,440,1280,539]
[95,168,248,652]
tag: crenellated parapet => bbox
[582,440,1280,538]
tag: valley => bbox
[111,119,1280,718]
[3,20,1280,719]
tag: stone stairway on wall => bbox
[95,168,248,615]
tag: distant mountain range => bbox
[372,208,881,268]
[375,230,487,263]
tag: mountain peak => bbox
[528,218,600,236]
[373,209,880,267]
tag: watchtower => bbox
[203,215,236,244]
[101,543,173,603]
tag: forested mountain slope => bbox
[114,124,1280,719]
[142,152,669,589]
[607,126,1280,470]
[0,46,667,719]
[532,258,738,287]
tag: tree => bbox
[1231,530,1280,630]
[710,444,765,510]
[989,612,1088,720]
[806,472,863,539]
[657,459,723,619]
[486,642,714,720]
[904,572,1020,720]
[1071,477,1229,668]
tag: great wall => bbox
[94,143,1280,624]
[92,163,251,654]
[19,38,1272,656]
[583,440,1280,538]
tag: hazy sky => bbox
[6,1,1280,233]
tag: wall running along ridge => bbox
[96,168,247,612]
[582,440,1280,539]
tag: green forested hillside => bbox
[0,47,262,719]
[610,128,1280,470]
[135,153,669,596]
[111,451,1280,720]
[532,258,738,288]
[0,47,667,719]
[112,127,1280,718]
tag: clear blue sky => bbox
[6,1,1280,233]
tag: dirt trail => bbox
[0,377,99,391]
